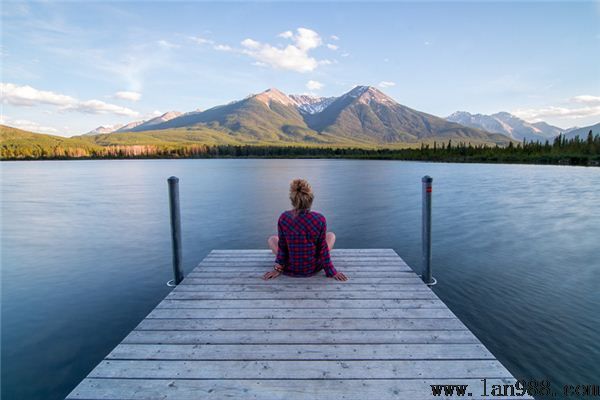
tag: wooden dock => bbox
[67,249,529,399]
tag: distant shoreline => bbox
[2,128,599,166]
[2,153,598,167]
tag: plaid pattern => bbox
[275,210,337,277]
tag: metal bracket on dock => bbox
[419,275,437,286]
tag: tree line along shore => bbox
[1,131,599,167]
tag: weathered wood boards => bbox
[66,249,530,400]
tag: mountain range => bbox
[83,86,513,146]
[446,111,563,142]
[85,111,184,135]
[563,123,600,140]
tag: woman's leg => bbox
[268,235,279,255]
[326,232,336,250]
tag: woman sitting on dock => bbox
[264,179,348,281]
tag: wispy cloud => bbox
[1,82,139,117]
[115,90,141,102]
[240,28,325,73]
[306,80,323,91]
[513,105,600,121]
[157,39,179,49]
[326,44,338,51]
[0,115,59,134]
[571,95,600,105]
[189,36,214,45]
[1,82,76,106]
[214,44,233,52]
[41,40,175,93]
[513,95,600,121]
[64,99,139,117]
[378,81,396,88]
[330,35,340,41]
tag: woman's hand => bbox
[332,272,348,281]
[262,270,281,280]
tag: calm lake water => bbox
[1,159,599,399]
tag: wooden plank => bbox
[201,256,409,261]
[188,264,414,277]
[210,249,398,254]
[147,308,456,319]
[166,290,438,300]
[67,249,526,400]
[122,330,479,345]
[156,299,446,309]
[180,277,423,285]
[187,268,414,283]
[107,343,495,361]
[195,263,412,269]
[135,318,468,331]
[89,359,512,379]
[199,259,410,264]
[194,262,412,268]
[172,284,429,292]
[205,252,402,256]
[67,378,532,400]
[199,259,410,263]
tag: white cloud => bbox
[190,36,214,45]
[341,52,350,58]
[278,31,293,39]
[214,44,233,52]
[65,100,139,117]
[513,105,600,121]
[294,28,322,51]
[424,41,431,46]
[330,35,340,41]
[240,28,325,73]
[1,82,139,117]
[0,115,59,134]
[306,80,323,91]
[326,44,339,51]
[157,40,179,49]
[115,91,141,102]
[241,38,260,49]
[513,94,600,122]
[378,81,396,88]
[1,82,76,106]
[571,95,600,105]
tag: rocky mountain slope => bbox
[447,111,563,142]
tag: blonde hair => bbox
[289,179,314,211]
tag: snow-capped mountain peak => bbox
[446,111,562,141]
[342,86,397,105]
[114,120,145,132]
[85,124,125,135]
[289,94,336,114]
[253,88,297,107]
[142,111,183,127]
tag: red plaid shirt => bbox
[275,210,337,277]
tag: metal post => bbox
[421,175,435,285]
[167,176,184,286]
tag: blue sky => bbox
[1,1,599,136]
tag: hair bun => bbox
[289,179,314,211]
[291,179,311,194]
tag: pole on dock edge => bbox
[167,176,184,286]
[421,175,436,286]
